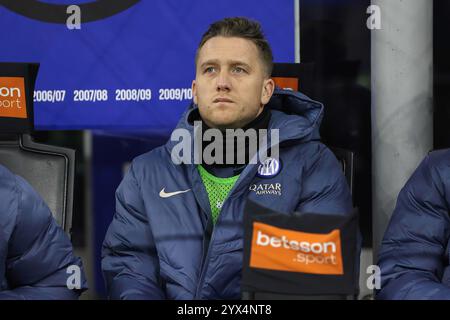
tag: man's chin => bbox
[207,121,238,130]
[205,114,240,129]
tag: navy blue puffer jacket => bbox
[377,149,450,299]
[0,164,87,299]
[102,89,355,299]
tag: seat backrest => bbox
[0,134,75,235]
[271,63,356,196]
[329,146,355,196]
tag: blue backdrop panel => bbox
[0,0,295,132]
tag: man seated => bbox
[102,16,354,300]
[377,149,450,299]
[0,164,87,299]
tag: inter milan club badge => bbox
[257,157,282,178]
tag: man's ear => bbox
[192,80,198,105]
[261,78,275,105]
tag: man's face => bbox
[192,36,274,129]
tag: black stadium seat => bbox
[0,63,75,236]
[0,133,75,235]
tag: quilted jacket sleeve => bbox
[377,151,450,300]
[0,174,87,300]
[102,161,165,300]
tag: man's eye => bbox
[232,67,246,74]
[204,67,216,73]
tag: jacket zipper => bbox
[193,165,258,299]
[191,165,214,299]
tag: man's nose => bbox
[216,70,231,91]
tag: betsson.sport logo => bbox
[0,77,27,119]
[250,222,343,275]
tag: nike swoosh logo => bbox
[159,188,191,198]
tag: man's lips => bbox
[213,97,233,103]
